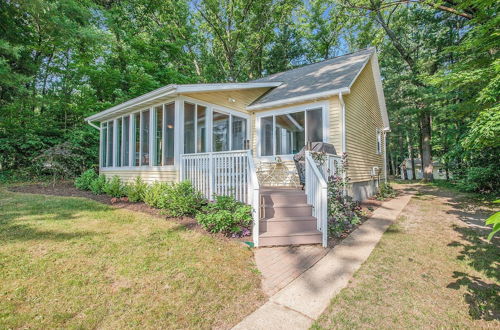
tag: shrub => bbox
[196,195,252,236]
[144,181,205,216]
[376,182,397,200]
[75,169,98,191]
[90,174,107,195]
[458,165,500,194]
[126,177,148,202]
[103,175,126,198]
[143,182,169,208]
[327,153,363,237]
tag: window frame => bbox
[376,128,382,155]
[99,100,177,171]
[255,101,329,160]
[179,96,250,154]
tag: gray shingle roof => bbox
[249,48,375,107]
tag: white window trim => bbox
[255,101,330,161]
[99,95,251,171]
[178,96,250,154]
[376,128,382,155]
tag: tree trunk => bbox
[420,111,433,181]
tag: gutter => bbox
[87,120,100,130]
[246,87,350,111]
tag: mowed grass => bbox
[0,188,264,329]
[313,185,500,329]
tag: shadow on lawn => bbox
[447,271,500,321]
[412,184,500,321]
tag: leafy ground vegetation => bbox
[314,184,500,328]
[0,187,265,329]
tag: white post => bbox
[209,152,214,200]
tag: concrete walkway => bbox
[233,192,413,330]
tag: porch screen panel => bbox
[164,102,175,165]
[101,123,107,167]
[122,116,130,166]
[260,116,273,156]
[275,112,305,155]
[107,121,114,167]
[116,119,122,167]
[213,111,229,152]
[184,102,195,154]
[141,110,150,166]
[153,105,163,166]
[133,113,140,166]
[306,108,323,143]
[231,115,247,150]
[197,105,206,153]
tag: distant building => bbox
[400,159,450,180]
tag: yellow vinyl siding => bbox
[327,96,342,153]
[183,88,269,114]
[344,59,384,183]
[99,168,177,184]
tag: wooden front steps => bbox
[259,187,322,247]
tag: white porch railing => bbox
[322,154,343,179]
[180,150,260,247]
[305,151,328,247]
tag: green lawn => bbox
[0,188,264,329]
[313,184,499,329]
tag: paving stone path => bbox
[233,191,413,330]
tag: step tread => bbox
[259,230,322,238]
[262,203,312,208]
[260,216,317,222]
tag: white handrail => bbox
[305,151,328,247]
[246,150,260,247]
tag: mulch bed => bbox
[8,182,391,248]
[7,182,252,245]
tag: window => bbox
[153,105,163,166]
[116,119,122,167]
[213,111,229,152]
[376,129,382,155]
[141,110,150,165]
[107,121,114,167]
[259,107,324,156]
[260,116,274,156]
[231,115,247,150]
[122,116,130,166]
[164,102,175,165]
[133,113,140,166]
[101,122,107,167]
[184,102,207,154]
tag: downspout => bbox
[383,128,391,183]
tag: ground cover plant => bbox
[313,184,500,329]
[0,188,264,329]
[196,195,252,237]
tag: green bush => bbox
[90,174,107,195]
[74,169,98,191]
[103,175,126,198]
[458,165,500,194]
[143,182,169,208]
[144,181,205,216]
[196,195,252,236]
[126,176,148,202]
[376,182,397,200]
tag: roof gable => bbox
[248,48,375,109]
